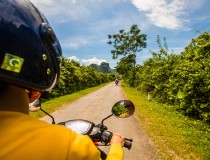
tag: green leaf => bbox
[177,91,187,99]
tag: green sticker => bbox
[1,53,24,73]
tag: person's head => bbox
[0,0,62,102]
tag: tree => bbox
[135,31,210,122]
[48,57,114,99]
[170,31,210,121]
[107,24,147,86]
[150,35,169,59]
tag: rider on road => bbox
[0,0,125,159]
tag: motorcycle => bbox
[115,79,119,85]
[40,99,135,159]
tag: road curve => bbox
[40,82,159,160]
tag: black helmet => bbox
[0,0,62,91]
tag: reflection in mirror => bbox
[112,100,135,118]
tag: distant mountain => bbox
[90,62,113,73]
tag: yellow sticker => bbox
[1,53,24,73]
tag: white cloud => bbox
[131,0,191,30]
[30,0,91,23]
[66,56,107,65]
[30,0,128,23]
[62,37,90,49]
[67,56,80,61]
[81,57,107,65]
[30,0,206,31]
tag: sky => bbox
[30,0,210,68]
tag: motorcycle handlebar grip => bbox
[124,140,132,150]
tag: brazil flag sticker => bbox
[1,53,24,73]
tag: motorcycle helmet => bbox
[0,0,62,92]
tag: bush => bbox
[135,32,210,122]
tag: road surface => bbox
[40,82,159,160]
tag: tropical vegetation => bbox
[46,57,115,100]
[33,24,210,159]
[108,25,210,122]
[122,83,210,160]
[107,24,147,87]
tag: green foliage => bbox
[47,57,115,99]
[122,83,210,160]
[169,32,210,120]
[135,32,210,122]
[108,24,147,87]
[112,103,128,117]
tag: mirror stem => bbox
[101,114,113,128]
[40,108,56,124]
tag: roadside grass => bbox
[30,83,109,118]
[122,83,210,160]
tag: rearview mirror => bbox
[112,100,135,118]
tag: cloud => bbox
[67,56,107,65]
[30,0,91,23]
[30,0,128,23]
[61,37,90,49]
[131,0,191,30]
[81,57,107,65]
[31,0,206,31]
[67,56,80,61]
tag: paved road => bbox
[40,82,159,160]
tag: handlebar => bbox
[94,127,133,150]
[58,120,133,150]
[124,138,133,150]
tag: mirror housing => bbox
[112,100,135,118]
